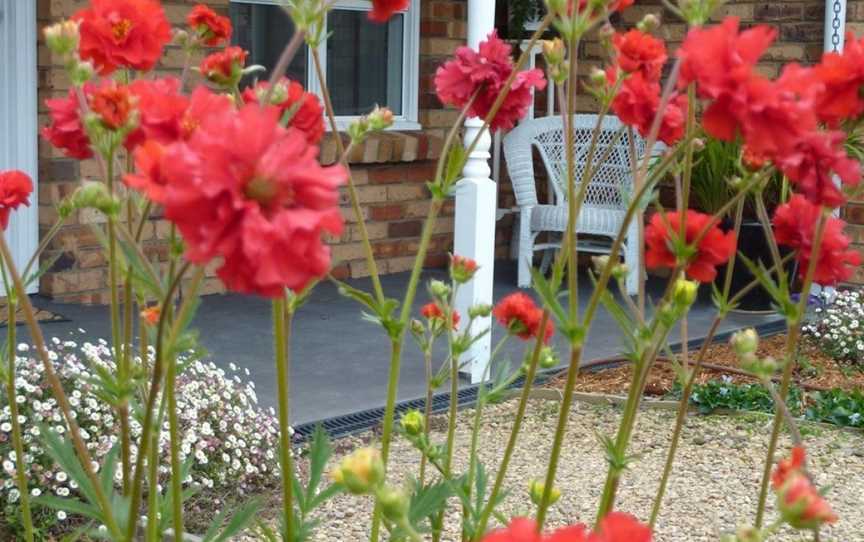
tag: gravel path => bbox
[306,398,863,541]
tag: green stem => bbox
[474,313,550,539]
[419,344,434,485]
[3,292,34,542]
[754,210,828,527]
[0,235,122,539]
[273,297,295,540]
[166,351,183,538]
[443,286,461,476]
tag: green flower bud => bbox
[347,117,370,144]
[400,410,425,436]
[44,20,80,57]
[529,479,561,506]
[378,486,409,522]
[409,318,425,337]
[731,328,759,358]
[468,303,493,319]
[592,255,610,274]
[589,67,609,87]
[429,279,451,301]
[450,254,478,284]
[68,59,95,86]
[636,13,660,33]
[611,263,629,282]
[538,346,559,370]
[68,182,121,218]
[330,447,384,495]
[367,106,395,131]
[672,279,698,308]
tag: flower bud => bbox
[592,255,610,274]
[409,318,425,337]
[450,254,478,284]
[731,328,759,358]
[368,106,395,131]
[742,355,778,380]
[636,13,661,33]
[529,479,561,506]
[776,473,838,530]
[611,263,629,282]
[400,410,425,436]
[429,280,451,301]
[542,39,566,65]
[44,20,80,57]
[347,117,371,144]
[378,486,409,522]
[672,279,698,308]
[69,60,95,86]
[331,447,384,494]
[67,183,121,218]
[538,346,559,369]
[691,138,705,152]
[140,306,161,326]
[468,303,493,319]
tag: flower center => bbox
[180,115,199,139]
[111,18,133,42]
[244,177,287,208]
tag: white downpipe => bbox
[455,0,496,383]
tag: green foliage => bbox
[805,388,864,428]
[689,137,738,217]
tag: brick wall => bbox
[36,0,467,303]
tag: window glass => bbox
[230,3,307,87]
[326,9,404,116]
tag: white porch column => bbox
[455,0,496,384]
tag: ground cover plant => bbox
[0,0,863,541]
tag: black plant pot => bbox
[716,221,797,313]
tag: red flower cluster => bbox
[450,254,478,283]
[493,292,554,343]
[678,17,862,208]
[369,0,410,23]
[607,29,686,145]
[72,0,171,75]
[771,447,838,530]
[242,78,325,145]
[644,210,736,283]
[434,31,547,131]
[481,513,651,542]
[420,302,460,330]
[42,87,93,159]
[200,46,248,86]
[147,104,346,297]
[772,195,861,285]
[187,4,232,47]
[89,80,136,130]
[0,170,34,230]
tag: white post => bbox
[455,0,496,384]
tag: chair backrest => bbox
[503,114,646,209]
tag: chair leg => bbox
[518,209,534,288]
[625,223,640,296]
[510,211,520,260]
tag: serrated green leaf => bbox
[206,498,262,542]
[305,425,332,504]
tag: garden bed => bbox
[302,397,863,541]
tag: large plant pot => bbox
[716,221,797,313]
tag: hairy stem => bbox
[273,297,296,540]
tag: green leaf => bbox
[204,498,262,542]
[307,482,343,510]
[443,139,466,186]
[40,426,99,510]
[305,425,333,505]
[34,495,101,521]
[100,444,120,500]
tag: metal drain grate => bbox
[292,317,785,441]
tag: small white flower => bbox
[57,510,67,520]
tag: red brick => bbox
[367,163,437,184]
[370,204,404,221]
[388,220,423,238]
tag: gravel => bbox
[301,397,863,541]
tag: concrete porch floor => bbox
[22,262,781,425]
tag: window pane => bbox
[230,3,307,87]
[327,10,403,116]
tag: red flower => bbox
[140,305,161,326]
[493,292,554,343]
[434,31,546,131]
[125,140,169,203]
[771,447,837,530]
[158,104,346,297]
[481,514,650,542]
[72,0,171,75]
[128,77,190,145]
[181,85,234,140]
[242,78,325,145]
[776,131,860,208]
[88,81,136,130]
[450,254,478,283]
[678,17,776,100]
[813,34,864,127]
[609,70,687,145]
[0,170,34,230]
[772,195,861,285]
[644,210,737,283]
[613,30,667,82]
[187,4,232,47]
[369,0,409,22]
[42,88,92,159]
[200,46,247,86]
[420,302,460,330]
[772,445,806,489]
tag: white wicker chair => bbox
[503,114,646,295]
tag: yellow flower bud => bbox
[672,279,698,307]
[400,410,425,437]
[529,479,561,506]
[331,447,384,494]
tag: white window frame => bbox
[230,0,421,131]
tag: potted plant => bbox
[689,137,794,312]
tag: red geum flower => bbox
[481,513,651,542]
[420,302,460,330]
[159,104,346,297]
[140,305,161,326]
[180,85,234,140]
[493,292,554,343]
[609,70,688,146]
[200,46,247,86]
[776,130,860,208]
[434,31,546,131]
[772,195,861,285]
[568,0,634,16]
[242,78,325,145]
[72,0,171,75]
[613,29,667,82]
[0,170,34,230]
[450,254,479,283]
[125,140,169,203]
[771,447,837,530]
[88,80,136,131]
[369,0,409,22]
[813,34,864,127]
[187,4,232,47]
[678,17,776,99]
[772,445,806,489]
[42,88,93,160]
[644,210,737,283]
[128,77,190,145]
